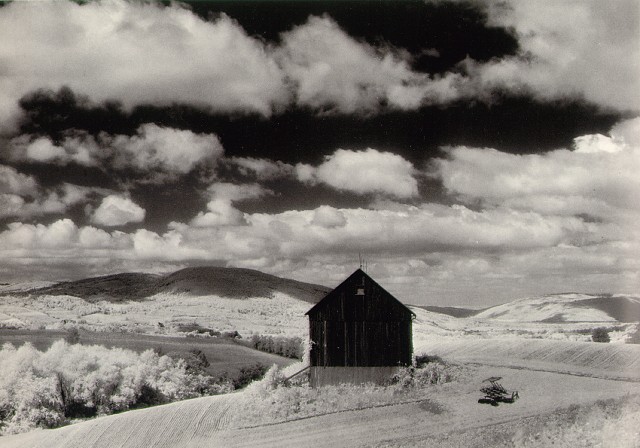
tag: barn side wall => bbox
[309,320,412,367]
[309,366,400,387]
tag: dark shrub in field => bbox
[180,349,210,373]
[64,327,80,344]
[175,323,220,336]
[591,327,611,343]
[233,363,268,389]
[415,354,444,368]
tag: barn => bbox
[306,268,415,387]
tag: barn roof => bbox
[305,268,415,318]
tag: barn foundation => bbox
[309,366,401,387]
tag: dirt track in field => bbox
[212,366,639,448]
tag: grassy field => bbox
[0,329,295,380]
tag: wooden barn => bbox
[306,269,415,387]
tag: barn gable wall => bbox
[307,269,414,370]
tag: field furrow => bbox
[418,338,640,380]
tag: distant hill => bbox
[31,273,161,302]
[474,293,640,323]
[573,295,640,323]
[156,267,329,303]
[28,267,330,304]
[414,305,483,318]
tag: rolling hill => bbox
[25,267,330,304]
[473,293,640,323]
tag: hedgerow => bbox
[247,335,304,359]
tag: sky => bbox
[0,0,638,307]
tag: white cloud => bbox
[108,123,224,175]
[0,0,635,131]
[24,137,68,162]
[464,0,640,110]
[431,118,640,220]
[0,175,100,219]
[0,165,38,196]
[277,15,461,113]
[8,132,101,166]
[228,157,295,180]
[297,148,418,198]
[0,0,289,131]
[7,125,224,182]
[190,182,268,227]
[90,195,146,227]
[132,228,208,260]
[310,206,347,228]
[611,117,640,147]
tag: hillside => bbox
[156,267,329,303]
[474,293,640,323]
[26,267,330,304]
[415,305,483,318]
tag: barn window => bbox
[356,287,365,295]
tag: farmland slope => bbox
[2,364,638,448]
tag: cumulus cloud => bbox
[108,124,224,175]
[0,165,38,196]
[463,0,640,110]
[227,157,295,180]
[297,148,418,198]
[7,124,224,182]
[90,195,146,227]
[280,16,432,113]
[8,131,101,166]
[0,177,102,219]
[310,206,347,228]
[431,117,640,220]
[277,15,464,113]
[190,182,268,227]
[0,0,635,132]
[0,0,289,131]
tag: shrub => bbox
[392,361,457,390]
[414,354,444,368]
[232,363,269,389]
[165,349,210,374]
[591,327,611,343]
[233,363,453,429]
[64,327,80,344]
[0,340,230,435]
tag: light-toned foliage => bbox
[0,340,228,435]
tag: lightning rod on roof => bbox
[358,253,368,272]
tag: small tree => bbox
[64,328,80,345]
[591,327,610,343]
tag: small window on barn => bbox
[356,287,365,295]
